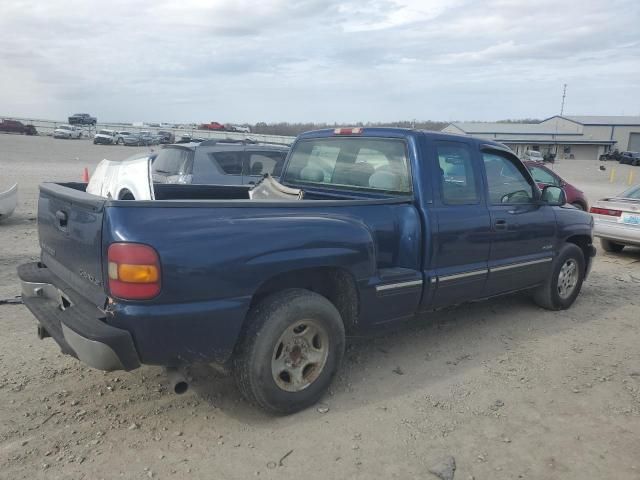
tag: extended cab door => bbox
[423,139,492,308]
[481,148,556,295]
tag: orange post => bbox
[82,167,89,183]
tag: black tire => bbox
[234,289,345,415]
[600,238,624,253]
[532,243,585,311]
[117,138,124,145]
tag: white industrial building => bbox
[442,116,640,160]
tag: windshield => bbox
[528,151,543,158]
[59,125,71,130]
[283,137,411,194]
[98,130,113,135]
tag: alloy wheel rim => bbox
[557,258,578,299]
[271,319,329,392]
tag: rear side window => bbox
[153,148,192,175]
[248,151,287,177]
[283,137,411,193]
[435,141,479,205]
[210,152,243,175]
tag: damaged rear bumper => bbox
[17,262,140,371]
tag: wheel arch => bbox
[249,266,360,332]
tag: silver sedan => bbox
[590,184,640,252]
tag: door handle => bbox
[55,210,68,228]
[494,219,507,230]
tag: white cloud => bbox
[0,0,638,122]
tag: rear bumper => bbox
[594,221,640,246]
[17,262,140,371]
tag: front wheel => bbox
[234,289,345,414]
[532,243,585,310]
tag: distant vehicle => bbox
[53,125,82,139]
[93,129,116,145]
[120,133,144,146]
[227,125,251,133]
[524,160,588,211]
[198,121,225,131]
[157,130,175,144]
[140,131,160,145]
[543,152,556,163]
[68,113,97,125]
[114,131,132,144]
[0,119,37,135]
[152,140,289,186]
[522,150,544,161]
[599,149,622,162]
[590,184,640,252]
[619,151,640,166]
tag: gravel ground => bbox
[1,134,639,480]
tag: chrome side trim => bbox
[438,269,488,282]
[376,279,423,292]
[490,257,552,273]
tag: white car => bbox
[522,150,544,161]
[93,129,116,145]
[590,184,640,252]
[86,152,155,200]
[53,125,82,139]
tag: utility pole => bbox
[560,83,567,116]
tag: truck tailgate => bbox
[38,182,107,306]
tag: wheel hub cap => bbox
[557,258,578,299]
[271,319,329,392]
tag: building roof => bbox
[555,115,640,126]
[447,122,578,135]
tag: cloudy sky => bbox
[1,0,639,123]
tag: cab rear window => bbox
[283,137,411,194]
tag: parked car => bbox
[93,129,116,145]
[87,152,158,200]
[543,152,556,163]
[227,125,251,133]
[0,119,37,135]
[157,130,175,144]
[590,184,640,252]
[523,160,588,210]
[619,151,640,166]
[53,125,82,139]
[198,121,225,131]
[0,184,18,221]
[68,113,97,125]
[152,140,289,185]
[599,149,622,162]
[139,131,160,145]
[17,128,595,414]
[522,150,544,162]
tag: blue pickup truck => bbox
[19,127,595,414]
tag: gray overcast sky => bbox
[1,0,639,123]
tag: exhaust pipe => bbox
[166,368,189,395]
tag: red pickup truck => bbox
[0,119,38,135]
[198,121,226,131]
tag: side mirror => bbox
[541,185,566,206]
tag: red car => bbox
[0,119,37,135]
[524,160,588,211]
[198,121,226,131]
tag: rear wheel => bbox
[600,238,624,253]
[234,289,345,414]
[532,243,585,310]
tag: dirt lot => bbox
[1,135,639,480]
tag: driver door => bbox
[482,149,556,296]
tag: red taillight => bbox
[589,207,622,217]
[107,243,161,300]
[333,127,363,135]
